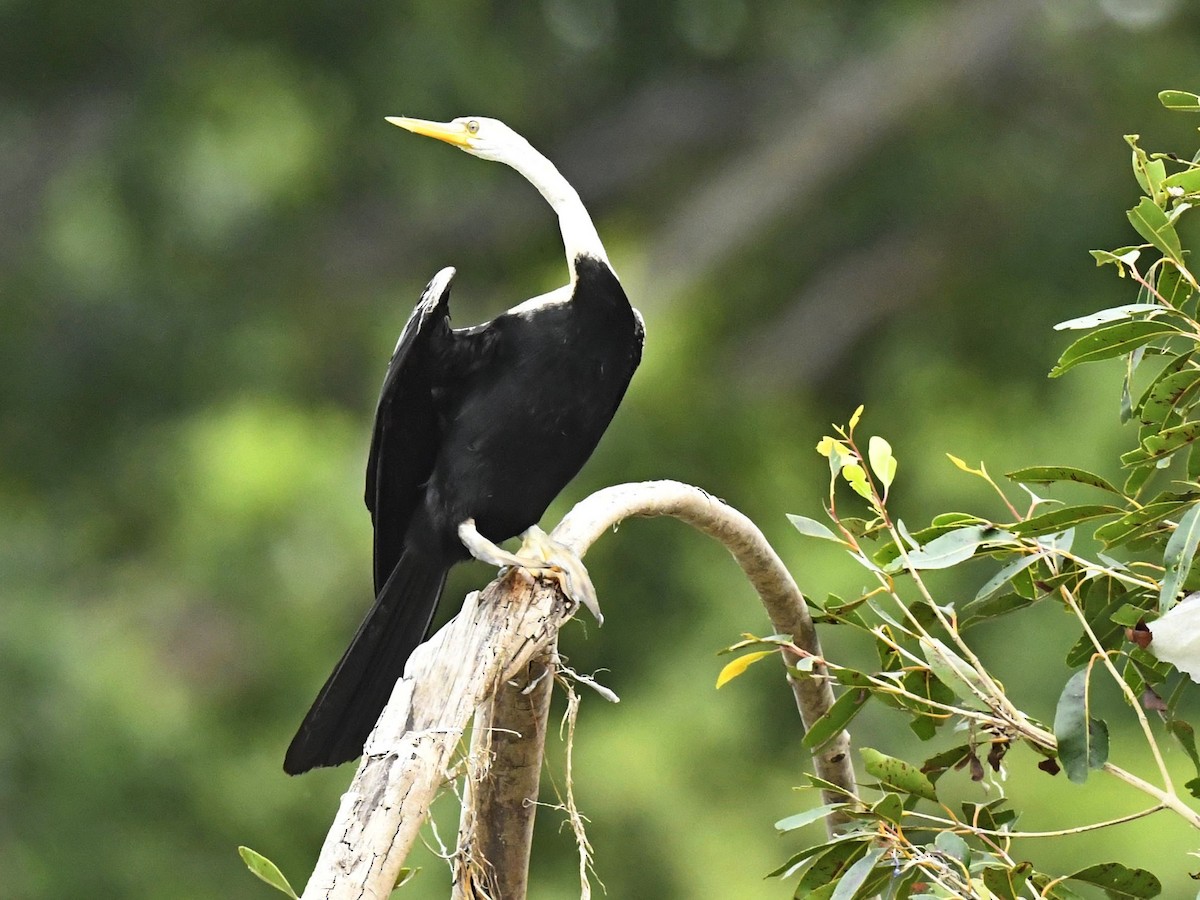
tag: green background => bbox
[5,0,1200,896]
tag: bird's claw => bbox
[457,519,602,624]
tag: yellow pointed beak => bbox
[386,116,473,149]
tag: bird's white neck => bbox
[506,147,610,278]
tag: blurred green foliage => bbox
[5,0,1200,897]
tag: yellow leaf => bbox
[816,436,850,459]
[946,453,982,476]
[842,463,873,499]
[848,404,865,431]
[716,650,775,688]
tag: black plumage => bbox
[284,252,642,774]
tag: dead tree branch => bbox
[300,479,850,899]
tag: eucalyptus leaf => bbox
[1050,319,1180,378]
[802,688,869,751]
[1162,167,1200,195]
[1010,504,1121,538]
[1156,262,1193,307]
[716,650,775,688]
[1054,670,1108,783]
[1159,502,1200,611]
[972,554,1044,604]
[787,513,845,544]
[1127,196,1184,263]
[1052,304,1162,331]
[884,525,1010,573]
[829,845,885,900]
[774,803,849,834]
[1066,862,1161,898]
[1160,89,1200,111]
[792,842,869,899]
[238,847,299,899]
[1142,420,1200,463]
[921,636,989,707]
[1139,369,1200,436]
[1005,465,1122,495]
[859,747,937,802]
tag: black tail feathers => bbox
[284,550,448,774]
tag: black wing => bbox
[364,267,458,594]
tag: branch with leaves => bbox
[755,89,1200,900]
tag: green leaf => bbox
[1054,670,1109,783]
[787,513,846,544]
[974,554,1042,607]
[959,590,1037,629]
[933,830,970,865]
[921,744,971,783]
[793,842,869,899]
[1143,420,1200,463]
[873,513,986,567]
[1129,134,1154,195]
[860,747,937,802]
[1156,262,1194,308]
[1066,861,1161,897]
[238,847,299,899]
[982,863,1033,900]
[1124,463,1154,497]
[1053,304,1162,331]
[1096,499,1190,547]
[886,524,1010,573]
[963,799,1018,832]
[1134,352,1194,417]
[1111,602,1147,627]
[1050,319,1180,378]
[1090,247,1142,275]
[871,792,904,825]
[719,633,792,655]
[829,845,885,900]
[867,436,897,491]
[1127,196,1183,264]
[802,688,870,751]
[1165,719,1200,778]
[1010,504,1121,538]
[716,650,774,688]
[1160,502,1200,611]
[774,803,848,834]
[921,636,989,707]
[1065,586,1128,668]
[1140,374,1200,450]
[1160,89,1200,111]
[1005,465,1122,495]
[1031,873,1088,900]
[1162,167,1200,195]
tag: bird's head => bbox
[386,115,532,165]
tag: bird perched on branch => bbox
[284,116,643,774]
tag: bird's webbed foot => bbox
[457,519,602,625]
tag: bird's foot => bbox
[457,519,602,625]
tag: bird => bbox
[283,116,644,774]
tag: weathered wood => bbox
[300,573,570,900]
[301,479,853,899]
[452,643,556,899]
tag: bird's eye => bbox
[466,120,480,134]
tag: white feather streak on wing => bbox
[394,266,456,355]
[507,283,573,316]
